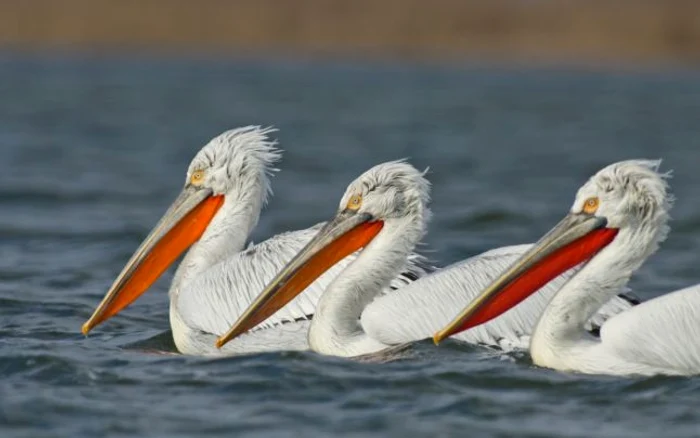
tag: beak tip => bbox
[432,328,450,345]
[215,337,226,349]
[81,322,91,336]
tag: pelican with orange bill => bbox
[433,212,617,343]
[435,160,700,377]
[81,127,430,356]
[82,185,224,335]
[217,161,636,358]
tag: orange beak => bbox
[82,187,224,335]
[434,213,618,344]
[215,210,383,348]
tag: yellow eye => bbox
[346,194,362,210]
[583,197,599,214]
[190,170,204,185]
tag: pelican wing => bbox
[361,244,637,350]
[599,284,700,374]
[176,224,431,337]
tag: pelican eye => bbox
[190,170,205,185]
[583,197,599,214]
[346,194,363,211]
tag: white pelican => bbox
[435,159,700,377]
[81,126,430,356]
[216,161,637,358]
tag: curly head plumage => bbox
[572,159,673,257]
[186,126,281,203]
[339,160,432,229]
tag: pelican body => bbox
[436,160,700,377]
[82,127,428,356]
[217,161,636,358]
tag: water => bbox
[1,53,700,437]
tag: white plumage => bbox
[173,224,427,355]
[84,126,429,356]
[362,244,634,351]
[218,160,635,358]
[596,285,700,375]
[444,159,700,377]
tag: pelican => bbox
[216,161,637,358]
[435,159,700,377]
[81,126,430,356]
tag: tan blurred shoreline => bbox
[1,0,699,67]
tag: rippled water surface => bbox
[1,54,700,437]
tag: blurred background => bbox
[2,2,700,437]
[1,0,700,66]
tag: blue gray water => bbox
[1,53,700,437]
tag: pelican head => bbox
[337,160,431,225]
[570,159,672,238]
[184,126,280,202]
[82,126,280,335]
[434,159,673,343]
[215,160,431,348]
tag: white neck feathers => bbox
[532,223,664,350]
[308,216,423,356]
[170,176,268,298]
